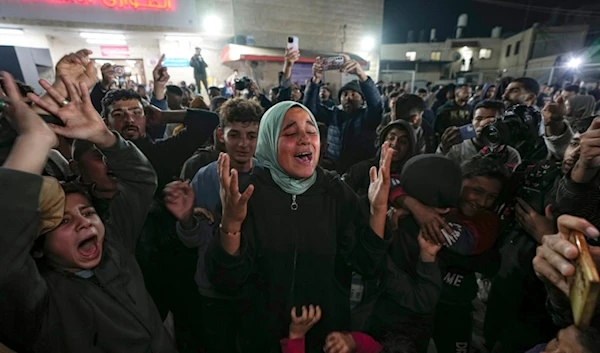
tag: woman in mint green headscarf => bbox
[206,101,394,353]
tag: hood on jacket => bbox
[377,120,417,168]
[480,83,496,101]
[567,95,596,122]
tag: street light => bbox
[203,15,222,34]
[361,36,375,51]
[567,57,582,69]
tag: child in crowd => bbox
[281,304,382,353]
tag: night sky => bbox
[383,0,597,43]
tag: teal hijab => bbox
[255,101,319,195]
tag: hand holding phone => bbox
[569,230,600,329]
[287,36,299,53]
[458,124,477,142]
[319,56,344,71]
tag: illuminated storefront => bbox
[0,0,231,92]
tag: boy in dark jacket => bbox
[343,120,417,196]
[0,72,174,353]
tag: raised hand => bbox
[153,54,169,100]
[324,332,356,353]
[218,153,254,232]
[368,141,393,212]
[439,126,461,154]
[0,72,56,144]
[289,305,322,340]
[515,198,554,242]
[340,54,367,81]
[542,96,567,126]
[576,117,600,169]
[312,57,324,83]
[28,76,115,148]
[285,49,300,66]
[163,181,195,221]
[533,215,600,295]
[418,231,442,262]
[55,49,98,91]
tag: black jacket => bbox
[434,100,472,136]
[134,109,219,193]
[205,166,391,353]
[0,135,176,353]
[344,120,417,196]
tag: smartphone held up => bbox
[287,36,299,52]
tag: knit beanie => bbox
[399,154,462,208]
[338,80,364,101]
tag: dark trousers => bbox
[200,296,241,353]
[195,75,208,95]
[432,302,473,353]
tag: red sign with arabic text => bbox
[100,45,130,58]
[20,0,174,11]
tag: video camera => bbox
[481,105,542,159]
[234,77,252,91]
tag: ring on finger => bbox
[0,99,7,110]
[61,99,70,107]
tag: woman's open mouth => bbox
[77,235,100,259]
[294,152,313,165]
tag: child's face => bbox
[543,326,586,353]
[44,193,105,271]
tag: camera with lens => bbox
[234,77,252,91]
[481,105,541,156]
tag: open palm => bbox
[29,76,105,141]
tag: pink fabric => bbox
[280,337,305,353]
[352,332,382,353]
[280,332,381,353]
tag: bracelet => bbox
[220,224,241,236]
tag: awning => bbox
[220,44,369,66]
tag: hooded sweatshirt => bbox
[205,102,391,353]
[343,120,417,195]
[566,95,596,126]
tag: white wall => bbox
[0,32,50,49]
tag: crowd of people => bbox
[0,44,599,353]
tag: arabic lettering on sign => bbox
[29,0,174,11]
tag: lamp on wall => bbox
[203,15,222,34]
[361,36,375,51]
[567,57,582,69]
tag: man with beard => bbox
[434,84,472,136]
[503,77,573,161]
[100,58,218,353]
[304,54,383,173]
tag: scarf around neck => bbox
[255,101,319,195]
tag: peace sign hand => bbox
[218,153,254,232]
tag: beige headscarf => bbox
[38,176,65,235]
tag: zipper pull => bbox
[290,195,298,211]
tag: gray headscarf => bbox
[566,95,596,125]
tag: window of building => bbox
[479,48,492,60]
[431,51,441,61]
[505,45,512,57]
[406,51,416,61]
[514,41,521,55]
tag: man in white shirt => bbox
[437,100,522,166]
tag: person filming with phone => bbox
[304,54,383,173]
[436,100,522,167]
